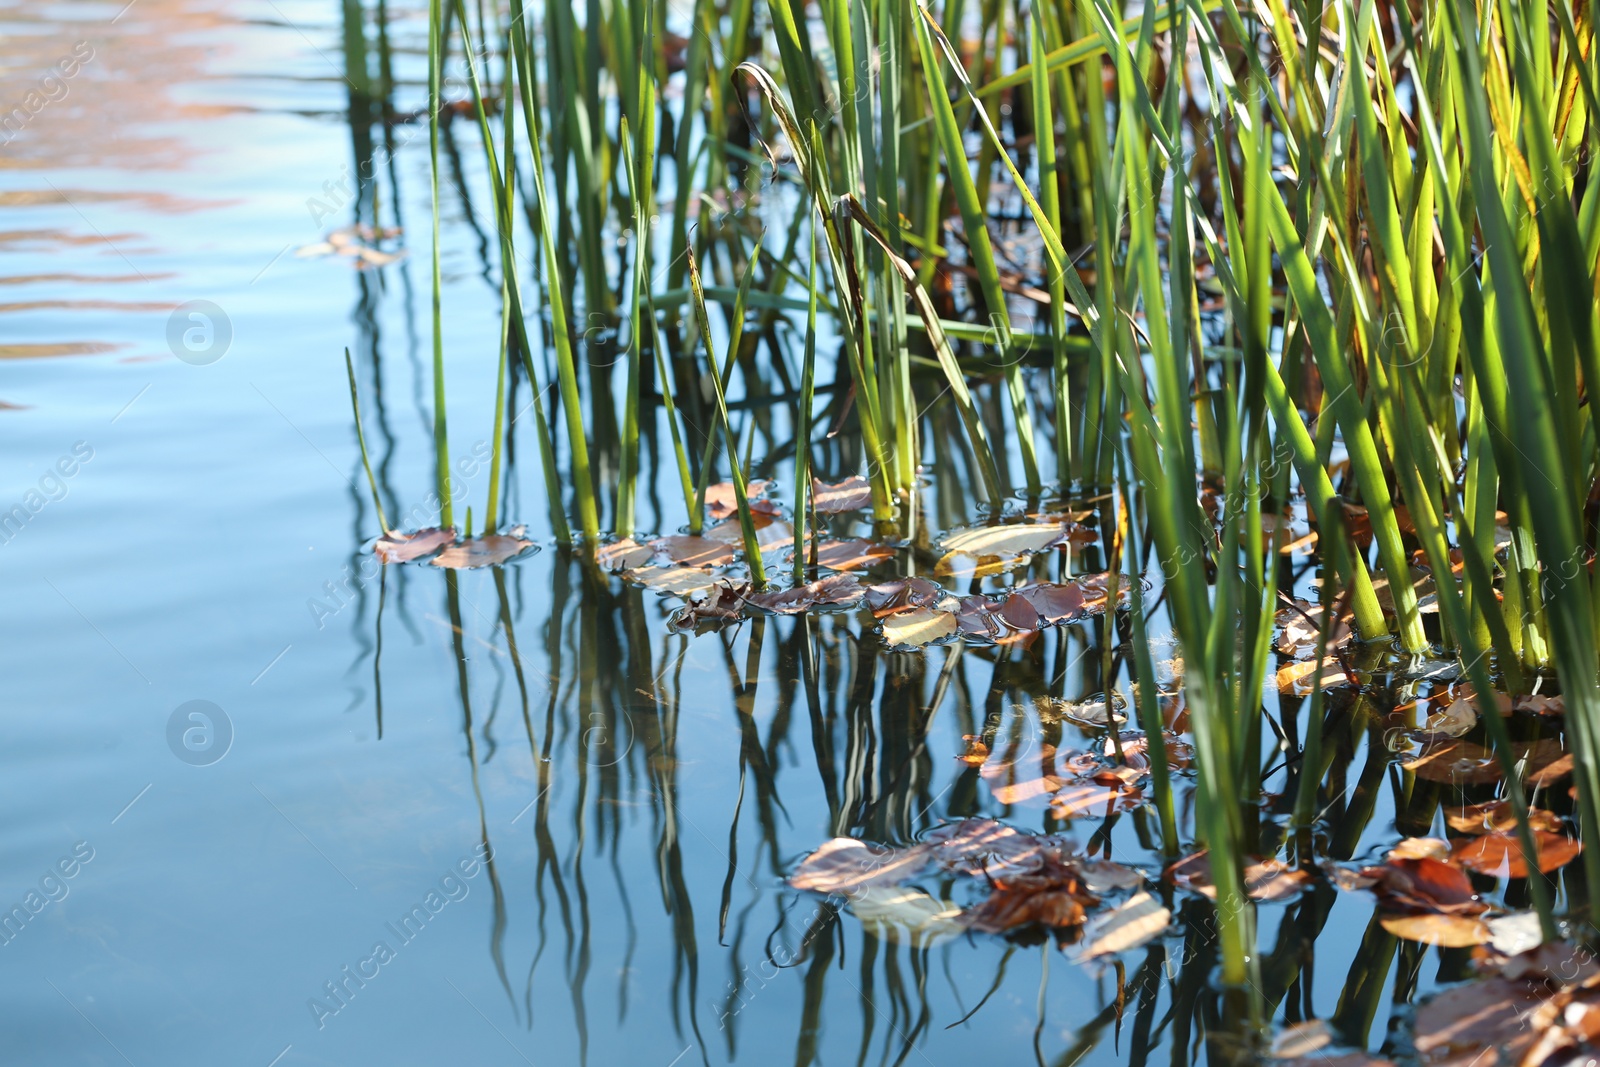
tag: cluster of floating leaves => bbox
[371,525,535,569]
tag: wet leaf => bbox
[1404,737,1571,786]
[1423,697,1478,738]
[707,515,794,556]
[1450,831,1581,878]
[374,526,456,563]
[788,837,934,894]
[938,521,1073,559]
[651,535,736,567]
[1379,912,1492,947]
[1269,1020,1334,1059]
[704,479,776,520]
[1038,694,1126,728]
[1077,859,1144,892]
[597,537,654,571]
[926,818,1061,879]
[744,573,864,614]
[864,577,950,617]
[1516,694,1565,716]
[1078,891,1170,960]
[1245,859,1314,903]
[1275,600,1352,658]
[1106,731,1194,772]
[1049,780,1143,819]
[934,550,1030,579]
[1005,582,1089,624]
[813,538,895,570]
[624,565,720,598]
[668,583,749,631]
[1445,801,1563,836]
[1486,912,1545,957]
[811,475,873,513]
[880,607,957,649]
[431,530,535,569]
[962,856,1099,934]
[1359,857,1487,916]
[956,735,989,765]
[1413,977,1545,1065]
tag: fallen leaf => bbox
[1078,891,1170,960]
[926,819,1061,879]
[934,550,1029,579]
[1423,697,1478,738]
[939,522,1073,559]
[1404,737,1571,786]
[1450,831,1581,878]
[1050,780,1143,819]
[811,475,873,513]
[374,526,457,563]
[880,607,957,649]
[744,573,864,614]
[1270,1019,1334,1059]
[431,530,535,569]
[1276,655,1351,695]
[1445,800,1563,836]
[1006,582,1089,624]
[1486,912,1545,957]
[1245,859,1314,903]
[813,538,895,570]
[962,855,1099,935]
[652,535,736,567]
[704,480,776,520]
[668,583,749,630]
[864,577,950,617]
[1380,912,1491,947]
[1037,694,1127,728]
[1389,837,1451,861]
[597,537,654,571]
[1413,977,1545,1066]
[1516,694,1565,716]
[1078,859,1144,892]
[706,515,794,555]
[788,837,934,894]
[1360,857,1487,916]
[957,735,989,765]
[624,565,720,598]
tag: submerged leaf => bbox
[374,526,457,563]
[1078,891,1170,960]
[811,475,873,513]
[962,855,1099,935]
[652,535,737,567]
[1276,655,1351,695]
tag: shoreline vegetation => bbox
[332,0,1600,1059]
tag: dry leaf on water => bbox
[1275,600,1352,658]
[938,521,1074,559]
[1446,800,1563,836]
[651,535,736,567]
[864,577,950,617]
[431,529,535,569]
[846,886,966,945]
[374,526,456,563]
[962,855,1100,935]
[1404,737,1571,786]
[707,515,794,556]
[744,573,865,615]
[1050,778,1144,819]
[1359,857,1487,917]
[1450,831,1581,878]
[1165,852,1312,903]
[668,584,749,631]
[1388,837,1450,861]
[1078,891,1170,960]
[597,537,654,571]
[1276,655,1351,695]
[1379,912,1491,948]
[703,480,777,520]
[788,837,935,894]
[812,538,895,570]
[925,818,1063,879]
[811,475,873,513]
[1421,697,1478,738]
[624,565,720,598]
[957,735,989,765]
[1005,582,1089,625]
[880,607,957,649]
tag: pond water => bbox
[0,2,1487,1065]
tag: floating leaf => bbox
[926,818,1061,879]
[1078,891,1170,960]
[957,735,989,765]
[1445,801,1563,836]
[934,550,1029,579]
[1359,857,1487,916]
[1049,779,1143,819]
[1269,1020,1334,1059]
[1413,977,1545,1066]
[652,535,736,567]
[1404,737,1571,786]
[880,607,957,649]
[1486,912,1545,957]
[846,886,965,945]
[374,526,456,563]
[1165,852,1311,902]
[1516,694,1565,716]
[1389,838,1451,861]
[813,538,895,570]
[864,576,949,616]
[1450,831,1581,878]
[1422,697,1478,738]
[1276,656,1351,695]
[788,837,934,894]
[668,583,749,631]
[811,475,873,513]
[624,565,720,598]
[1379,912,1491,948]
[597,537,654,571]
[1005,582,1089,625]
[744,573,865,615]
[704,479,776,520]
[707,515,794,555]
[431,529,535,569]
[939,522,1072,558]
[962,856,1099,935]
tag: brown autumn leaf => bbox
[703,479,777,520]
[597,537,655,571]
[1446,800,1563,836]
[1421,697,1478,738]
[706,515,795,556]
[1412,976,1547,1066]
[1275,599,1353,658]
[957,735,989,765]
[1006,582,1089,625]
[668,583,749,631]
[1450,831,1581,878]
[954,595,1035,641]
[374,526,457,563]
[813,538,895,570]
[1164,852,1312,902]
[1105,731,1195,772]
[980,741,1066,805]
[961,855,1100,935]
[1269,1020,1334,1059]
[431,530,536,569]
[1049,778,1144,819]
[864,576,949,617]
[1516,693,1566,716]
[880,607,958,649]
[1379,913,1492,948]
[1405,737,1572,786]
[1359,857,1487,916]
[787,837,934,894]
[811,475,873,513]
[744,573,864,614]
[1388,838,1451,861]
[938,521,1073,559]
[651,535,736,567]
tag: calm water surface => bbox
[0,3,1435,1064]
